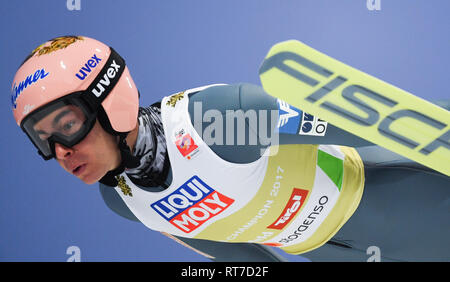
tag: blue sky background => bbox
[0,0,449,262]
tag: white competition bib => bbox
[113,84,365,254]
[114,84,269,237]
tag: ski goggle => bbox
[20,47,126,160]
[21,92,97,160]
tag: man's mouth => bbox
[72,164,87,176]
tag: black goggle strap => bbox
[82,47,126,111]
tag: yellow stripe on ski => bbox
[259,40,450,176]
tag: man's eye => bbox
[63,121,75,131]
[59,120,79,134]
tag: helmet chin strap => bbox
[99,132,141,186]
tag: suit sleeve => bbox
[188,83,373,164]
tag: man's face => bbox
[33,106,121,184]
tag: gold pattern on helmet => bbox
[166,91,185,107]
[116,175,133,197]
[31,36,84,57]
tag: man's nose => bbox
[54,142,74,159]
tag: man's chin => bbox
[77,172,102,185]
[81,178,98,185]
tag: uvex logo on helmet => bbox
[91,59,121,98]
[75,54,102,80]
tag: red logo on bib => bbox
[268,188,308,230]
[175,130,198,159]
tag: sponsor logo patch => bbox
[276,99,328,136]
[267,188,308,230]
[175,129,199,159]
[299,112,328,136]
[277,99,302,134]
[151,176,234,233]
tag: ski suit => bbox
[100,83,450,261]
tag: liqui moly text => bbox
[151,176,234,233]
